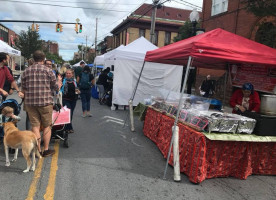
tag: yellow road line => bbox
[44,140,60,200]
[26,156,44,200]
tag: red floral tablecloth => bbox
[143,107,276,183]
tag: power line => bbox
[174,0,202,9]
[28,0,140,5]
[96,3,154,42]
[96,0,170,43]
[0,0,129,12]
[172,0,201,10]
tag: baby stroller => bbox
[0,99,22,142]
[25,97,69,148]
[99,82,113,106]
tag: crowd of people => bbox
[0,51,102,157]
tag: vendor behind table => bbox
[230,83,261,114]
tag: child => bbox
[0,106,21,138]
[0,106,21,153]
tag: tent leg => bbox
[163,56,192,180]
[223,68,228,109]
[128,61,146,132]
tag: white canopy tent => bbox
[94,54,105,66]
[104,44,125,70]
[110,37,183,106]
[0,40,21,56]
[0,40,22,73]
[73,60,86,67]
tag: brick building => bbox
[201,0,276,42]
[111,4,200,48]
[196,0,276,102]
[97,36,113,54]
[42,40,59,55]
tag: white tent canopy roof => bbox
[73,60,86,66]
[94,54,105,65]
[106,37,157,62]
[103,44,125,61]
[0,40,21,56]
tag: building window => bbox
[139,29,145,37]
[153,31,158,46]
[165,31,171,45]
[211,0,228,16]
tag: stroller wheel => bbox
[63,138,69,148]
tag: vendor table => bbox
[143,107,276,183]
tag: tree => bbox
[244,0,276,17]
[45,52,64,65]
[243,0,276,48]
[15,26,43,59]
[173,21,201,42]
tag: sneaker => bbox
[42,149,55,157]
[81,114,86,118]
[87,113,92,117]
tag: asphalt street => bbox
[0,94,275,200]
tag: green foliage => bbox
[45,52,64,65]
[244,0,276,17]
[173,21,201,42]
[14,26,43,59]
[255,22,276,48]
[78,45,90,52]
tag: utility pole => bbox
[81,43,84,60]
[85,35,88,61]
[95,18,98,57]
[150,0,159,44]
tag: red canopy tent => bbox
[129,28,276,180]
[145,28,276,68]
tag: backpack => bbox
[80,72,91,89]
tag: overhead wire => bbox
[174,0,202,9]
[26,0,140,5]
[96,1,155,43]
[0,0,129,12]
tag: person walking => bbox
[21,50,62,157]
[199,75,215,98]
[61,68,79,133]
[77,66,94,117]
[74,61,85,79]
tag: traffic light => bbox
[36,24,39,32]
[79,24,82,33]
[56,23,60,32]
[75,23,78,33]
[31,23,35,31]
[60,24,63,32]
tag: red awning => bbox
[145,28,276,69]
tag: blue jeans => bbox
[63,99,77,131]
[80,89,91,112]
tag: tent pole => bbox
[223,66,228,108]
[163,56,192,180]
[128,60,146,132]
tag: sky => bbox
[0,0,203,61]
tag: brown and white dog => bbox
[3,121,42,173]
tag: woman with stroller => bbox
[61,68,79,134]
[77,66,94,117]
